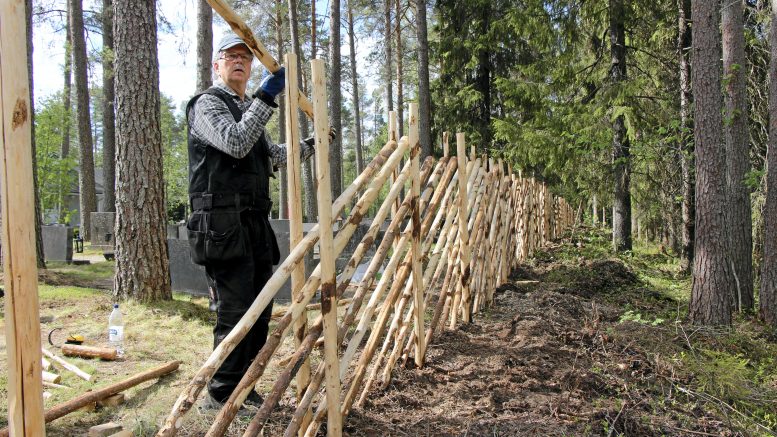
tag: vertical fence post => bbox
[388,111,400,248]
[0,1,46,434]
[443,131,449,158]
[311,59,342,437]
[453,132,472,326]
[284,53,312,436]
[408,103,425,366]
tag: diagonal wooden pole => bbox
[0,1,46,435]
[205,0,314,118]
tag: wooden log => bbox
[43,347,92,381]
[62,344,118,361]
[204,0,313,118]
[42,371,61,384]
[158,140,397,437]
[0,1,46,434]
[451,135,472,326]
[42,357,52,371]
[310,59,342,437]
[0,362,180,437]
[283,53,312,437]
[442,131,449,158]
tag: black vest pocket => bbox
[187,211,247,265]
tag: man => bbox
[186,33,323,409]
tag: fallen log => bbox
[0,362,180,437]
[61,344,117,361]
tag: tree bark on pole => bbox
[328,0,343,198]
[312,59,343,437]
[285,52,312,436]
[196,0,213,93]
[722,0,753,311]
[760,0,777,326]
[395,0,404,139]
[113,0,172,302]
[416,0,432,159]
[347,0,365,176]
[1,1,46,433]
[610,0,632,252]
[102,0,116,213]
[277,0,288,219]
[689,0,733,325]
[70,0,98,241]
[678,0,694,274]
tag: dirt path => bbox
[345,253,737,436]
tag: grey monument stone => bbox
[168,238,209,296]
[90,212,115,249]
[42,225,73,262]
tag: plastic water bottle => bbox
[108,304,125,357]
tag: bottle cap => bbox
[114,304,119,309]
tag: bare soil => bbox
[345,246,747,436]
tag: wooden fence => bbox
[157,51,574,437]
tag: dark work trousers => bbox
[206,211,275,403]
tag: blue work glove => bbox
[254,67,286,99]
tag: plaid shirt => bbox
[188,81,314,167]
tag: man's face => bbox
[214,44,253,92]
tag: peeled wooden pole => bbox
[311,58,342,437]
[408,103,425,367]
[283,52,312,437]
[0,2,46,434]
[42,348,92,381]
[0,362,180,437]
[205,0,313,118]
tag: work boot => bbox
[244,391,265,408]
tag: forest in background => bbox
[21,0,777,326]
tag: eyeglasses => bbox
[219,52,253,63]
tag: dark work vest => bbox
[186,87,273,212]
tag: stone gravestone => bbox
[42,225,74,263]
[90,212,116,249]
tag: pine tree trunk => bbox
[610,0,632,252]
[26,0,46,268]
[102,0,116,213]
[287,0,316,221]
[678,0,695,274]
[689,0,733,326]
[113,0,172,302]
[196,0,213,93]
[475,2,491,145]
[347,0,364,176]
[395,0,403,138]
[384,0,393,115]
[62,4,72,160]
[760,0,777,326]
[328,0,343,198]
[277,0,288,219]
[415,0,432,159]
[70,0,98,241]
[722,0,753,311]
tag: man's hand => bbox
[254,67,286,99]
[303,128,337,146]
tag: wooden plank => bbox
[284,52,312,437]
[408,103,425,367]
[204,0,314,118]
[452,133,472,326]
[0,1,46,435]
[311,58,342,437]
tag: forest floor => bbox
[1,229,776,436]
